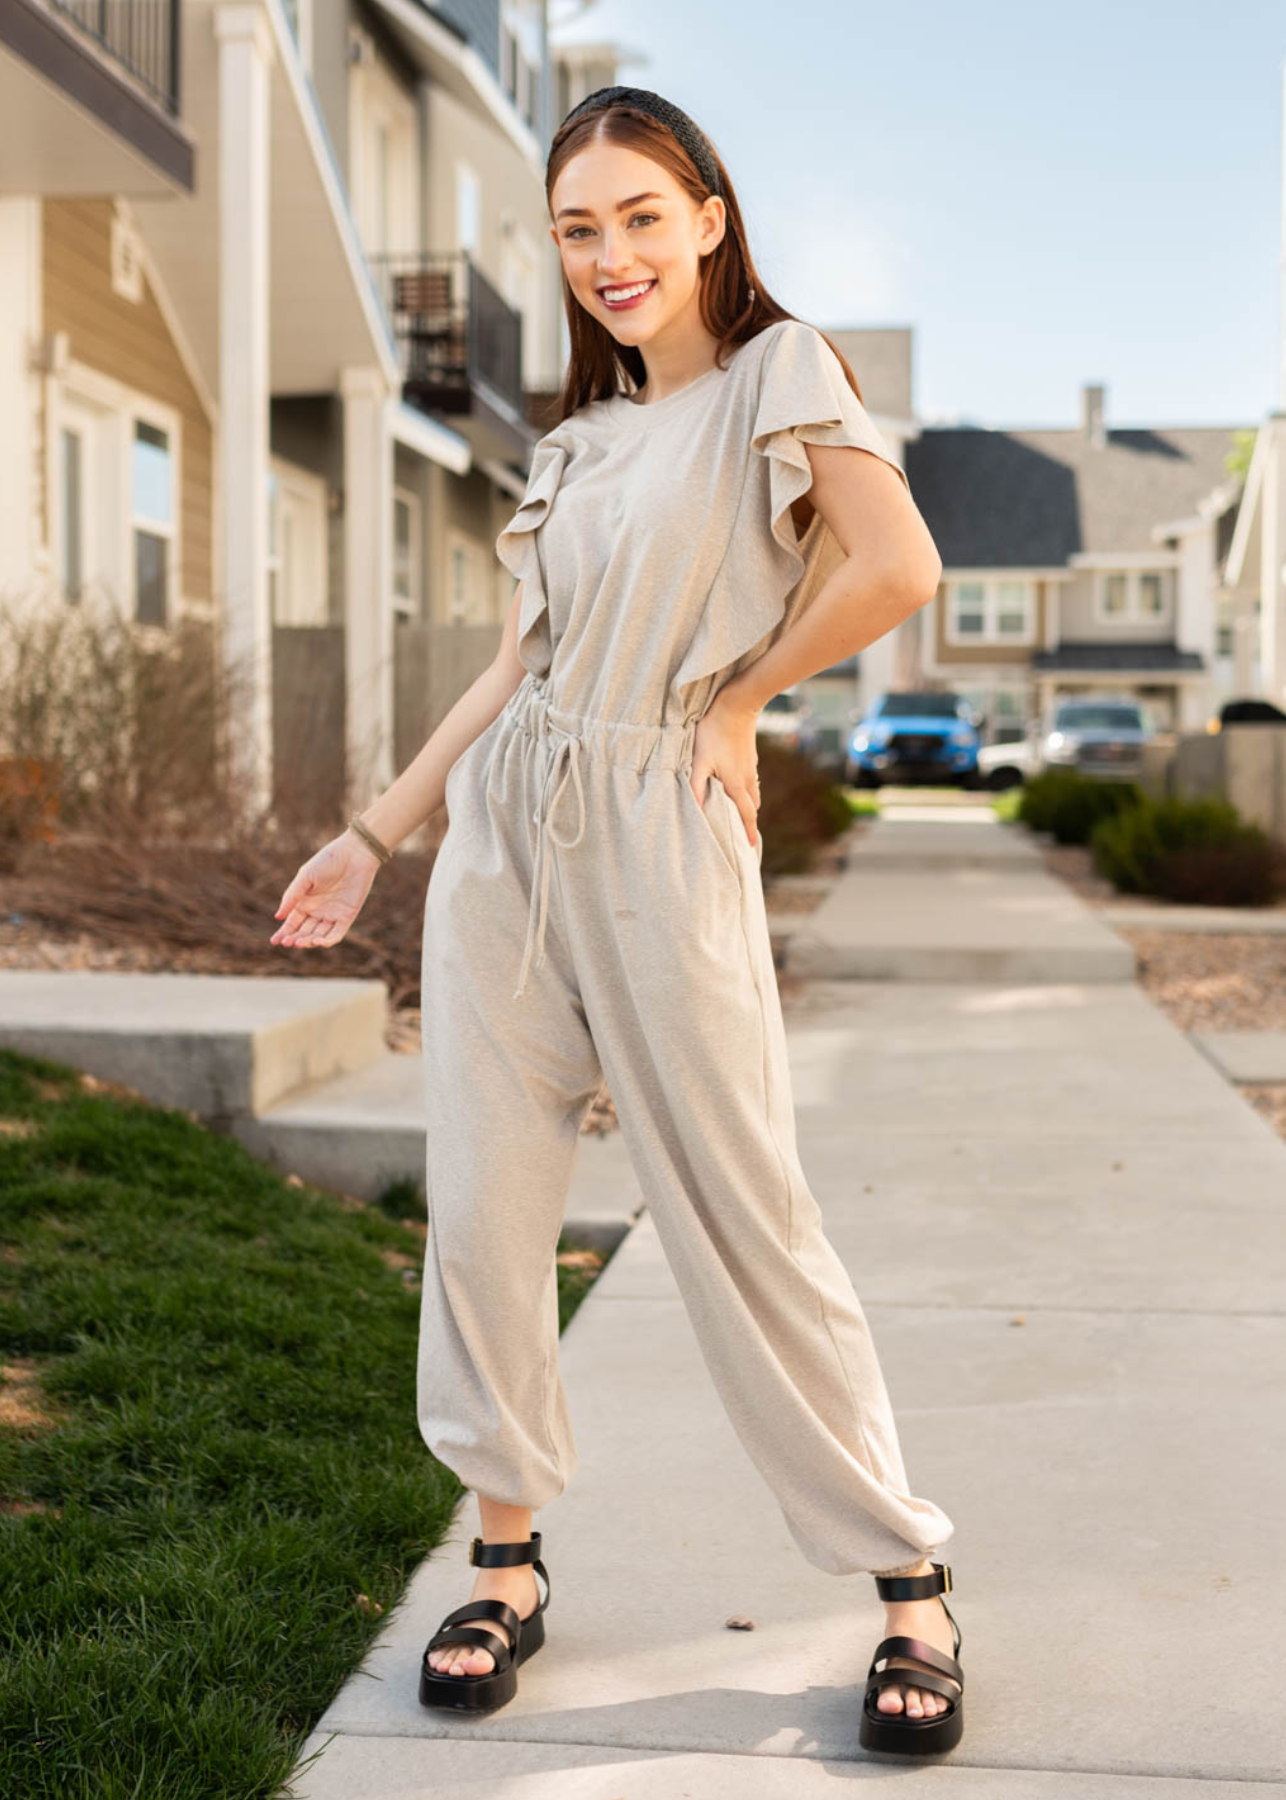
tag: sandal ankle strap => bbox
[873,1560,952,1602]
[469,1532,541,1568]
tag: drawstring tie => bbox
[513,728,586,998]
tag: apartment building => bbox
[903,382,1246,740]
[0,0,566,828]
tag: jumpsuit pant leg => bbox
[418,675,956,1576]
[417,696,604,1509]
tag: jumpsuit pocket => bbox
[683,771,743,894]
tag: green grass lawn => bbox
[0,1046,605,1799]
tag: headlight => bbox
[851,734,869,752]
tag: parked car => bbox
[844,691,981,787]
[979,697,1152,789]
[756,687,814,755]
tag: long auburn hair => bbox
[545,99,867,422]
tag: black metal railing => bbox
[367,251,524,417]
[49,0,181,115]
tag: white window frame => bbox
[392,484,421,621]
[349,46,418,258]
[944,575,1036,646]
[49,361,182,633]
[444,526,489,625]
[455,159,481,256]
[130,405,178,627]
[1092,568,1170,624]
[268,454,328,627]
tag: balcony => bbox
[49,0,180,113]
[368,250,534,464]
[0,0,192,193]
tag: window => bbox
[1094,569,1170,623]
[455,161,480,255]
[268,457,327,627]
[132,418,173,626]
[945,577,1034,644]
[393,487,420,620]
[446,528,489,625]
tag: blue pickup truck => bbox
[845,691,982,787]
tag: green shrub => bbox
[1090,793,1285,904]
[1017,769,1143,844]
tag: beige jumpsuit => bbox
[417,319,956,1576]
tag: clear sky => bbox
[550,0,1282,433]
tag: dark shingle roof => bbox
[905,424,1244,567]
[1031,642,1206,673]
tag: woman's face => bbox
[549,141,724,346]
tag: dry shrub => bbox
[757,737,852,877]
[0,587,437,1004]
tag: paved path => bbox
[288,808,1286,1797]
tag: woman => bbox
[271,86,964,1755]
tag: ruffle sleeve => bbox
[670,319,911,702]
[495,432,569,679]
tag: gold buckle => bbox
[939,1563,952,1593]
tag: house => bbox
[900,382,1246,741]
[0,0,568,831]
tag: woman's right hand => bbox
[270,829,382,950]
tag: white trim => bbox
[392,482,421,619]
[258,0,402,390]
[943,574,1037,647]
[50,359,183,632]
[268,452,327,626]
[1068,549,1180,570]
[479,454,527,502]
[1224,417,1270,589]
[388,397,471,473]
[444,523,490,625]
[367,0,543,165]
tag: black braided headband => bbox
[558,85,723,198]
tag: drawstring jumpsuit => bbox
[417,318,956,1577]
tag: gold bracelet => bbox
[348,813,393,864]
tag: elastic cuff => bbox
[871,1554,937,1579]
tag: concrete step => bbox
[233,1048,645,1242]
[0,969,387,1117]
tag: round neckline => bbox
[606,346,745,420]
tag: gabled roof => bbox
[905,421,1247,568]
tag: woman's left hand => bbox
[690,691,761,849]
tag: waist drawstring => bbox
[513,727,586,999]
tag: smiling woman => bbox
[269,79,962,1758]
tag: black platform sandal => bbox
[859,1561,964,1755]
[418,1532,550,1714]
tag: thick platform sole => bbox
[418,1607,546,1714]
[859,1692,963,1756]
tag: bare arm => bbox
[357,582,530,853]
[720,441,942,717]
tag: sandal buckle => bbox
[939,1563,952,1593]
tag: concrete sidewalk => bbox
[288,809,1286,1797]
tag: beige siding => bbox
[42,198,212,607]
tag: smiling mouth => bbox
[597,278,658,302]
